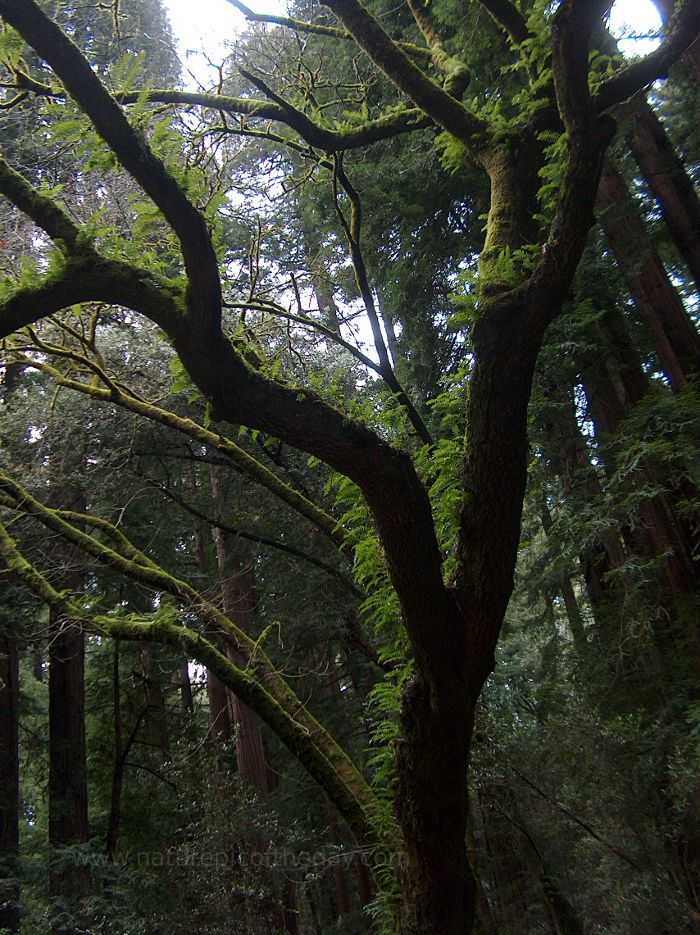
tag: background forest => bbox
[0,0,698,933]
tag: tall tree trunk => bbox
[179,657,194,713]
[623,97,700,293]
[210,468,269,794]
[48,611,89,935]
[47,468,90,934]
[540,504,587,650]
[536,386,628,618]
[581,318,699,669]
[187,467,234,750]
[596,160,700,391]
[0,632,20,934]
[139,645,171,758]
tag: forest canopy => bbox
[0,0,698,933]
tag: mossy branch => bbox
[9,353,346,548]
[225,0,431,61]
[0,481,383,848]
[322,0,488,153]
[0,154,88,253]
[12,71,432,153]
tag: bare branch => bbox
[225,0,432,60]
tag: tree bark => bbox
[596,160,700,391]
[48,611,89,934]
[179,657,194,712]
[0,633,20,934]
[624,98,700,294]
[47,470,90,935]
[139,644,171,758]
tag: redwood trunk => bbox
[139,644,171,758]
[625,98,700,292]
[0,633,20,934]
[48,612,89,934]
[596,160,700,391]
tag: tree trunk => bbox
[139,644,171,758]
[179,657,194,712]
[48,612,89,935]
[0,632,20,934]
[624,97,700,293]
[596,160,700,391]
[210,468,269,794]
[47,469,90,935]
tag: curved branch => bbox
[0,155,86,252]
[8,353,346,549]
[0,508,383,850]
[321,0,488,151]
[12,72,433,152]
[594,0,700,113]
[0,0,222,334]
[0,255,182,337]
[225,0,432,60]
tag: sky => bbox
[164,0,663,87]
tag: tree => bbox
[0,1,698,933]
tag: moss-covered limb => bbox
[321,0,488,152]
[0,155,88,254]
[0,475,380,825]
[406,0,470,98]
[477,0,531,46]
[21,330,124,395]
[0,254,183,340]
[0,0,222,332]
[0,517,382,850]
[13,70,432,153]
[11,354,345,548]
[225,0,431,61]
[594,0,700,113]
[124,91,433,152]
[0,488,160,576]
[0,467,214,612]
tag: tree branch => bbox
[0,155,87,253]
[594,0,700,113]
[151,480,359,593]
[7,353,346,549]
[0,0,221,335]
[12,72,433,152]
[224,0,432,60]
[333,158,435,447]
[406,0,470,97]
[477,0,531,46]
[0,479,384,849]
[321,0,488,151]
